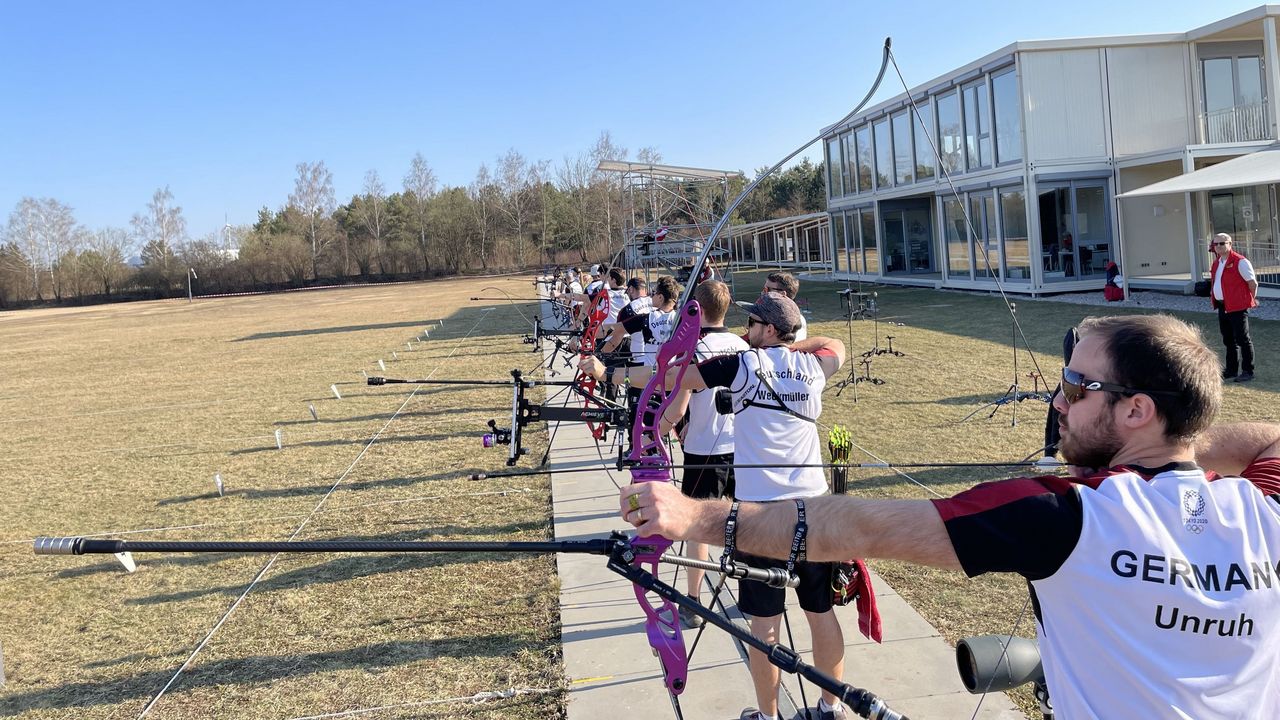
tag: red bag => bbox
[1104,284,1124,302]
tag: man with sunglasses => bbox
[622,313,1280,719]
[1209,233,1259,382]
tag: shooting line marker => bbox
[308,404,318,421]
[274,429,283,450]
[214,473,224,496]
[331,384,342,400]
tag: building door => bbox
[1037,181,1111,283]
[882,208,935,274]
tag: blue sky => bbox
[0,1,1265,239]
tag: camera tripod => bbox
[860,292,906,358]
[832,282,885,398]
[959,302,1052,426]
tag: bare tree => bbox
[43,199,80,300]
[287,161,336,279]
[83,227,132,296]
[497,149,537,265]
[131,187,188,292]
[356,170,388,273]
[468,163,499,269]
[403,152,438,273]
[5,198,45,299]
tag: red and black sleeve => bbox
[931,475,1085,581]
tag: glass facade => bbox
[873,119,892,189]
[936,91,963,175]
[944,198,969,279]
[826,137,842,198]
[892,111,913,185]
[832,212,848,272]
[999,188,1030,282]
[843,133,858,193]
[913,99,936,182]
[963,80,992,170]
[855,126,873,191]
[970,194,998,278]
[838,132,853,196]
[992,69,1021,164]
[860,209,879,274]
[1038,182,1111,283]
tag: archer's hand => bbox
[579,356,606,381]
[620,482,699,539]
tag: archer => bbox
[624,313,1280,719]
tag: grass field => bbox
[2,271,1276,720]
[1,276,565,719]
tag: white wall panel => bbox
[1117,162,1191,275]
[1107,45,1192,155]
[1022,50,1108,162]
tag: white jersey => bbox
[606,288,628,323]
[636,308,677,367]
[936,461,1280,719]
[567,280,584,306]
[682,329,750,456]
[795,313,808,341]
[699,345,829,500]
[586,279,604,296]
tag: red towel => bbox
[852,558,882,643]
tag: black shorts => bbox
[680,452,734,500]
[733,548,834,617]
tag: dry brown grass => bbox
[0,275,564,719]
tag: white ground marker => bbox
[308,404,318,421]
[331,384,342,400]
[392,351,398,360]
[274,429,284,450]
[406,342,412,351]
[378,359,386,372]
[0,640,5,687]
[115,551,137,573]
[215,473,224,496]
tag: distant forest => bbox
[0,133,826,309]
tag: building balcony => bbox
[1199,103,1271,144]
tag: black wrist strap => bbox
[720,501,741,571]
[786,499,808,575]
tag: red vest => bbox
[1210,250,1258,313]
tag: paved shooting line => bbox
[542,297,1021,719]
[134,307,495,719]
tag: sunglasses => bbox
[746,316,764,328]
[1060,367,1180,404]
[1212,242,1230,247]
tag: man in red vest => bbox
[1209,233,1259,382]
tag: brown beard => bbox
[1059,409,1124,471]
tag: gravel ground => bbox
[1017,289,1280,321]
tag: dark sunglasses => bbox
[1212,241,1230,247]
[1060,367,1180,404]
[746,316,763,328]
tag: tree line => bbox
[0,133,827,309]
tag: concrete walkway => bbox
[541,302,1022,720]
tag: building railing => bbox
[1199,103,1271,144]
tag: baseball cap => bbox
[735,294,802,335]
[655,227,669,240]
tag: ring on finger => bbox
[628,493,640,512]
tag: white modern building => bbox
[822,5,1280,295]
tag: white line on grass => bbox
[135,308,495,719]
[285,687,558,719]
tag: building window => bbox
[963,80,992,170]
[913,99,936,182]
[892,110,913,185]
[936,91,963,175]
[970,193,999,279]
[992,68,1022,165]
[860,208,879,274]
[843,133,858,193]
[1038,181,1111,282]
[943,197,969,279]
[999,187,1030,282]
[855,126,873,192]
[846,210,862,273]
[839,132,853,196]
[826,137,843,198]
[873,119,892,189]
[831,212,848,273]
[1201,55,1268,143]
